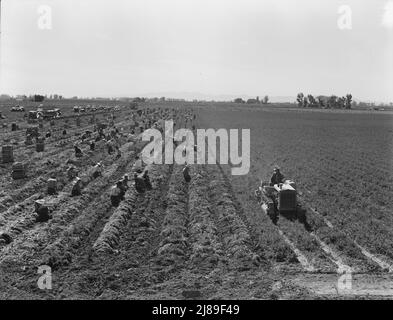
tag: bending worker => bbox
[270,166,285,186]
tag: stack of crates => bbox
[2,145,14,163]
[12,162,27,179]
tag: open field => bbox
[0,101,392,299]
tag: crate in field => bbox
[47,178,57,195]
[12,162,27,179]
[34,199,50,222]
[36,141,45,152]
[2,145,14,163]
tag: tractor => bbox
[255,179,305,224]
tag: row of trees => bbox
[234,96,269,104]
[33,95,45,102]
[296,93,353,109]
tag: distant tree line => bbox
[234,96,269,104]
[296,93,353,109]
[33,95,45,102]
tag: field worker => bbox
[134,173,146,194]
[117,179,127,199]
[98,128,105,139]
[0,232,12,245]
[106,139,114,154]
[92,162,103,179]
[270,166,285,186]
[62,129,67,136]
[36,206,50,223]
[90,141,96,151]
[71,177,82,196]
[254,180,264,201]
[143,170,152,190]
[116,146,122,159]
[67,165,78,181]
[123,175,130,190]
[74,144,83,158]
[133,155,143,172]
[183,165,191,183]
[110,181,123,207]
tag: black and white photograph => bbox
[0,0,392,305]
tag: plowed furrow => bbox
[0,141,141,264]
[206,165,263,271]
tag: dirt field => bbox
[0,101,392,299]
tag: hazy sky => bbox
[0,0,392,101]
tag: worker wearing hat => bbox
[122,174,129,191]
[110,181,124,207]
[143,170,152,190]
[183,164,191,183]
[270,166,285,186]
[92,162,103,179]
[71,177,82,196]
[134,172,146,194]
[74,144,83,158]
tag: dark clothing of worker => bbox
[74,145,83,157]
[92,164,102,179]
[90,141,95,151]
[134,174,146,194]
[67,166,78,181]
[270,171,285,186]
[107,142,114,155]
[71,179,82,196]
[110,196,121,207]
[117,181,126,199]
[0,233,12,245]
[110,184,123,207]
[122,176,129,191]
[36,207,50,222]
[143,172,152,190]
[183,166,191,183]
